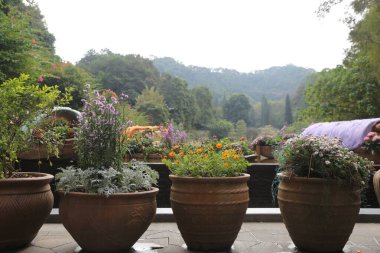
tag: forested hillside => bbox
[153,57,315,102]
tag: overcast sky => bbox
[35,0,351,72]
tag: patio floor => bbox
[8,222,380,253]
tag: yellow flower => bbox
[223,150,229,156]
[216,143,223,149]
[189,151,194,155]
[169,151,176,158]
[175,160,180,164]
[209,146,214,150]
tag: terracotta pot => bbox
[373,170,380,205]
[353,148,380,165]
[0,172,54,250]
[256,145,274,159]
[18,138,76,160]
[169,174,250,252]
[244,154,257,163]
[277,173,361,252]
[58,188,158,252]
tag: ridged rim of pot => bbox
[277,172,362,190]
[0,172,53,184]
[57,187,159,198]
[169,173,250,182]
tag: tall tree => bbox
[158,74,196,128]
[223,94,251,124]
[191,86,214,129]
[284,94,293,124]
[260,96,270,126]
[77,50,160,104]
[135,87,170,125]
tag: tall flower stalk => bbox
[76,89,123,170]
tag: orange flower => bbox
[179,151,185,156]
[169,151,176,158]
[196,148,203,153]
[173,145,180,150]
[163,155,167,159]
[216,143,223,149]
[189,151,194,155]
[223,150,229,156]
[221,156,227,160]
[233,154,240,160]
[209,146,214,150]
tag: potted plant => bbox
[250,135,281,159]
[0,74,69,250]
[354,131,380,164]
[275,135,373,252]
[162,142,250,251]
[56,88,159,252]
[18,107,80,160]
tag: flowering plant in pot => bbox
[56,87,159,252]
[162,142,250,251]
[275,135,373,252]
[250,135,281,159]
[0,74,70,250]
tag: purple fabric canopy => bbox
[301,118,380,150]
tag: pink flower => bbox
[38,75,43,82]
[373,135,380,141]
[364,137,370,142]
[367,132,377,137]
[51,63,57,69]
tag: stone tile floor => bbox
[7,223,380,253]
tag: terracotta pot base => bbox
[59,188,158,252]
[0,172,54,250]
[170,174,250,252]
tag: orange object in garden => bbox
[124,125,161,138]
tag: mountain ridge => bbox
[152,57,315,102]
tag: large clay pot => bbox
[169,174,250,252]
[58,188,158,252]
[373,170,380,205]
[277,173,361,252]
[0,172,54,250]
[353,148,380,165]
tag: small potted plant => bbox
[0,74,69,250]
[56,87,159,252]
[275,135,373,252]
[250,135,281,159]
[355,131,380,164]
[163,142,250,251]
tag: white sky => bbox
[35,0,351,72]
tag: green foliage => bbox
[0,74,69,178]
[42,63,97,109]
[77,50,160,104]
[135,87,169,125]
[162,142,249,177]
[275,135,374,190]
[300,55,380,122]
[56,160,159,196]
[260,96,270,126]
[191,86,214,129]
[284,94,293,124]
[0,5,31,82]
[207,119,233,139]
[223,94,251,124]
[229,120,247,141]
[158,74,197,128]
